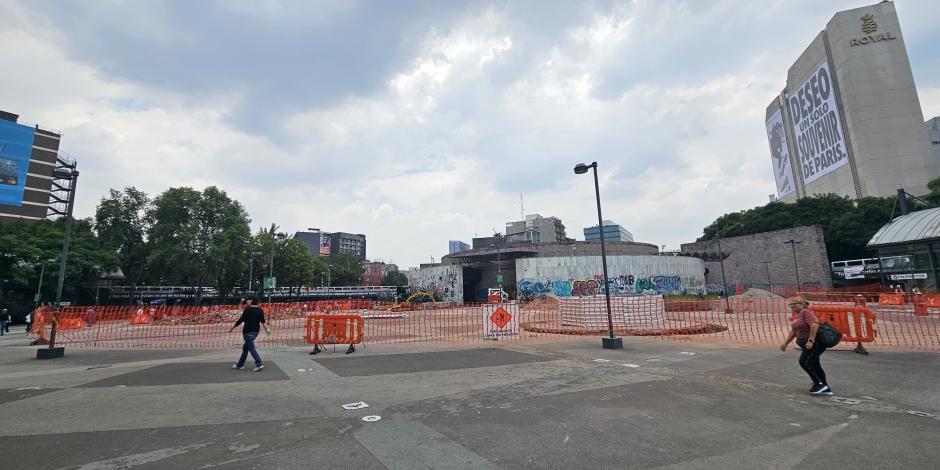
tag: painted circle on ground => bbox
[362,415,382,422]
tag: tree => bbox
[147,186,251,303]
[699,193,898,261]
[381,270,408,287]
[328,252,364,286]
[95,187,152,298]
[0,218,119,305]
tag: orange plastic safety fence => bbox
[29,293,940,351]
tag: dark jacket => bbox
[234,306,266,333]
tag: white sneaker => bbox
[233,364,244,370]
[253,364,264,372]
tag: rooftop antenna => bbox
[520,193,525,220]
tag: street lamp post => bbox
[267,234,285,304]
[784,239,803,292]
[34,260,51,309]
[46,167,79,357]
[574,162,622,350]
[715,232,731,313]
[761,261,773,291]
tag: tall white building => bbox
[765,2,934,201]
[505,214,567,243]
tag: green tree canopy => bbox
[328,252,364,286]
[95,187,152,289]
[381,270,408,287]
[699,193,899,261]
[147,186,251,302]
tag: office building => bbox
[0,111,63,221]
[448,240,470,254]
[505,214,566,243]
[294,229,367,260]
[765,2,935,201]
[583,220,634,242]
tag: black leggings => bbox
[797,339,828,385]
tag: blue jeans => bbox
[237,331,262,367]
[0,321,6,336]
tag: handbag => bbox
[817,322,842,348]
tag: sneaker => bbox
[233,364,245,370]
[811,385,833,396]
[809,383,823,393]
[253,364,264,372]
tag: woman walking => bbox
[780,297,832,396]
[230,298,270,372]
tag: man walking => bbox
[229,298,269,371]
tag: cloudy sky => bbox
[3,0,939,268]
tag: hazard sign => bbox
[483,304,519,340]
[490,307,512,328]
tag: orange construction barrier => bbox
[57,318,86,330]
[809,304,877,344]
[304,313,363,345]
[130,312,152,325]
[878,293,905,306]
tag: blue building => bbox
[583,220,633,242]
[448,240,470,254]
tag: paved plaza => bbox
[1,329,938,469]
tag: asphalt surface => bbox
[1,329,938,469]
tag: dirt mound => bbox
[729,288,784,301]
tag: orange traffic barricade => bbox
[304,313,364,345]
[57,318,86,330]
[130,312,152,325]
[810,303,877,354]
[878,293,905,306]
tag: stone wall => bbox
[680,226,831,293]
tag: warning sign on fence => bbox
[483,304,519,340]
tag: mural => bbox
[518,274,687,300]
[410,265,463,302]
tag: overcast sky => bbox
[3,0,939,268]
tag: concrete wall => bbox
[680,226,832,293]
[928,117,940,175]
[410,265,463,302]
[516,255,706,299]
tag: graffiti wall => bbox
[410,265,464,302]
[516,255,705,299]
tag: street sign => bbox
[483,304,519,340]
[263,277,277,289]
[496,274,504,284]
[34,293,40,302]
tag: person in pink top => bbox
[780,297,832,396]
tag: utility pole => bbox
[784,239,803,292]
[716,232,731,313]
[761,261,772,291]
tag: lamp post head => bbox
[573,163,591,175]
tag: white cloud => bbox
[1,0,939,268]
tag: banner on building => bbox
[483,304,519,340]
[787,61,849,184]
[0,120,36,206]
[765,109,796,198]
[319,233,332,255]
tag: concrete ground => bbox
[1,328,938,470]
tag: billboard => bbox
[0,120,36,206]
[765,109,796,198]
[787,61,849,184]
[319,233,332,255]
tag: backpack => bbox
[817,322,842,348]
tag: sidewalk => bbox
[1,338,938,469]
